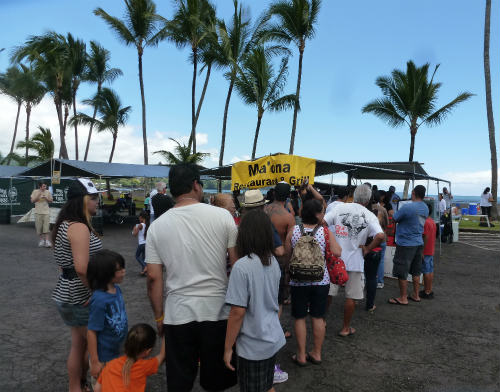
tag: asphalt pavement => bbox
[0,222,499,391]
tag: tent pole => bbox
[9,176,13,218]
[437,180,441,256]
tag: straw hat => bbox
[241,189,268,207]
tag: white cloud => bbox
[230,155,251,164]
[0,95,205,165]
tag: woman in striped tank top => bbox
[52,178,102,392]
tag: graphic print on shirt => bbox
[337,212,368,239]
[106,300,127,339]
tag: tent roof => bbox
[0,165,29,178]
[200,157,448,183]
[18,159,170,178]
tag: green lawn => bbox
[459,217,499,231]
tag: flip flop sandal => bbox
[306,353,322,365]
[408,296,421,302]
[291,354,308,367]
[338,327,356,337]
[388,297,408,306]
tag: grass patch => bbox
[459,217,499,231]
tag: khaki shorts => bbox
[345,271,365,300]
[35,213,50,234]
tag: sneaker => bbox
[38,240,45,247]
[273,364,288,384]
[376,283,384,289]
[44,240,52,248]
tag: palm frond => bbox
[423,92,474,127]
[94,8,136,45]
[362,98,407,128]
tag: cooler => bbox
[468,203,478,215]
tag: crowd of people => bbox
[47,167,459,392]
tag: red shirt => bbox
[423,217,436,256]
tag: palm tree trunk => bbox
[7,101,22,165]
[138,48,148,165]
[484,0,498,218]
[195,63,212,126]
[24,103,32,163]
[251,113,263,160]
[84,82,102,161]
[289,44,304,155]
[403,126,418,198]
[72,90,79,160]
[55,97,69,159]
[63,104,69,144]
[219,77,235,168]
[84,105,98,161]
[109,133,117,163]
[190,48,198,154]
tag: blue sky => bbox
[0,0,498,195]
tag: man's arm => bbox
[306,185,327,209]
[45,191,53,203]
[30,190,40,203]
[224,306,246,371]
[147,264,164,335]
[228,247,238,266]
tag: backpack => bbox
[289,224,325,282]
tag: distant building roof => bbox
[0,165,29,178]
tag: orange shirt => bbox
[97,356,159,392]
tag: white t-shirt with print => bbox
[324,202,383,272]
[325,200,343,215]
[146,203,238,325]
[137,223,146,245]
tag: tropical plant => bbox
[362,60,473,197]
[71,88,131,163]
[16,64,46,162]
[235,47,296,159]
[154,138,209,164]
[67,33,87,160]
[484,0,498,218]
[264,0,321,154]
[0,66,23,164]
[83,41,123,161]
[216,0,270,169]
[12,32,72,159]
[94,0,164,165]
[16,126,54,163]
[160,0,217,154]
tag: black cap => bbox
[275,182,291,201]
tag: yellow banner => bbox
[231,155,316,191]
[52,170,61,185]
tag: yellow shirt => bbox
[31,189,51,214]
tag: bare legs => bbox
[340,298,356,335]
[68,326,88,392]
[423,272,434,294]
[293,317,325,363]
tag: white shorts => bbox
[328,283,340,296]
[345,271,365,300]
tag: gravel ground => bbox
[0,221,499,392]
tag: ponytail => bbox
[121,323,156,387]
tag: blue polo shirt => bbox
[393,201,428,246]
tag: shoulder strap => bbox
[299,223,306,236]
[311,224,322,237]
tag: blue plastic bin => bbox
[461,208,468,215]
[468,203,478,215]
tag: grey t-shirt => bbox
[225,254,286,361]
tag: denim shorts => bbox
[422,255,434,274]
[55,301,89,327]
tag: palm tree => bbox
[161,0,217,154]
[265,0,321,154]
[362,60,473,197]
[94,0,163,165]
[16,126,54,163]
[216,0,269,169]
[12,32,72,159]
[484,0,498,218]
[235,47,296,159]
[67,34,87,160]
[83,41,123,161]
[16,64,46,162]
[71,88,131,163]
[154,138,208,164]
[0,66,23,165]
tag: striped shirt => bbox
[52,221,102,304]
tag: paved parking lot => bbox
[1,222,499,391]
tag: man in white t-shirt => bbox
[438,193,447,214]
[324,184,384,337]
[146,164,238,391]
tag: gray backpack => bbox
[289,224,325,282]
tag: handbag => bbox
[323,224,349,285]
